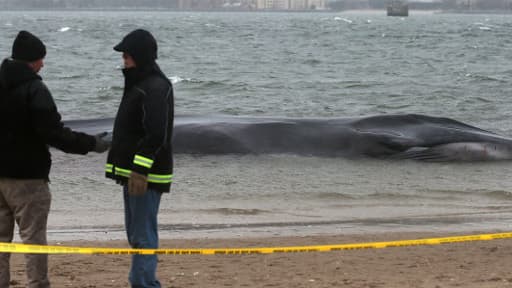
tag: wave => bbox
[333,17,353,24]
[485,190,512,201]
[199,208,269,216]
[57,74,84,80]
[168,75,192,84]
[465,73,506,83]
[97,85,123,92]
[364,192,433,201]
[48,213,507,234]
[427,189,512,201]
[341,80,383,89]
[313,192,356,200]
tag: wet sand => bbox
[8,231,512,287]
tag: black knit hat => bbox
[114,29,157,67]
[12,31,46,62]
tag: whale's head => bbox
[436,142,512,161]
[395,142,512,161]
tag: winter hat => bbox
[114,29,157,67]
[12,31,46,62]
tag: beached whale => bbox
[64,114,512,161]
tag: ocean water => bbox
[2,11,512,240]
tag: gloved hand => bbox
[93,132,111,153]
[128,171,148,196]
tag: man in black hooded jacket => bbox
[106,29,173,288]
[0,31,110,288]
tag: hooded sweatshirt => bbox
[0,58,95,180]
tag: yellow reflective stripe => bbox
[133,155,154,169]
[147,174,173,179]
[114,167,131,177]
[112,166,173,184]
[105,164,113,173]
[147,173,173,184]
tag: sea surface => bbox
[2,10,512,240]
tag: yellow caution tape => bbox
[1,232,511,255]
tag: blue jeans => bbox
[123,186,162,288]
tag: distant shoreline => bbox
[1,8,512,14]
[438,9,512,15]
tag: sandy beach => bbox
[7,231,512,287]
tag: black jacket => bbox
[0,59,96,180]
[105,64,174,192]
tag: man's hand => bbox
[93,132,111,153]
[128,171,148,196]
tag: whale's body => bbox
[64,114,512,161]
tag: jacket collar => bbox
[0,58,41,90]
[122,62,169,91]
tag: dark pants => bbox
[0,178,51,288]
[123,186,162,288]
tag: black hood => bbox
[0,58,41,90]
[114,29,157,68]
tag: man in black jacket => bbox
[106,29,173,288]
[0,31,110,288]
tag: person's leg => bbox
[123,186,162,288]
[11,179,51,288]
[0,179,15,288]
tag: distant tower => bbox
[387,0,408,16]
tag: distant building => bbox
[387,0,408,16]
[256,0,325,9]
[178,0,224,10]
[459,0,512,10]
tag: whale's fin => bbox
[355,130,419,157]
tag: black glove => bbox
[93,132,111,153]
